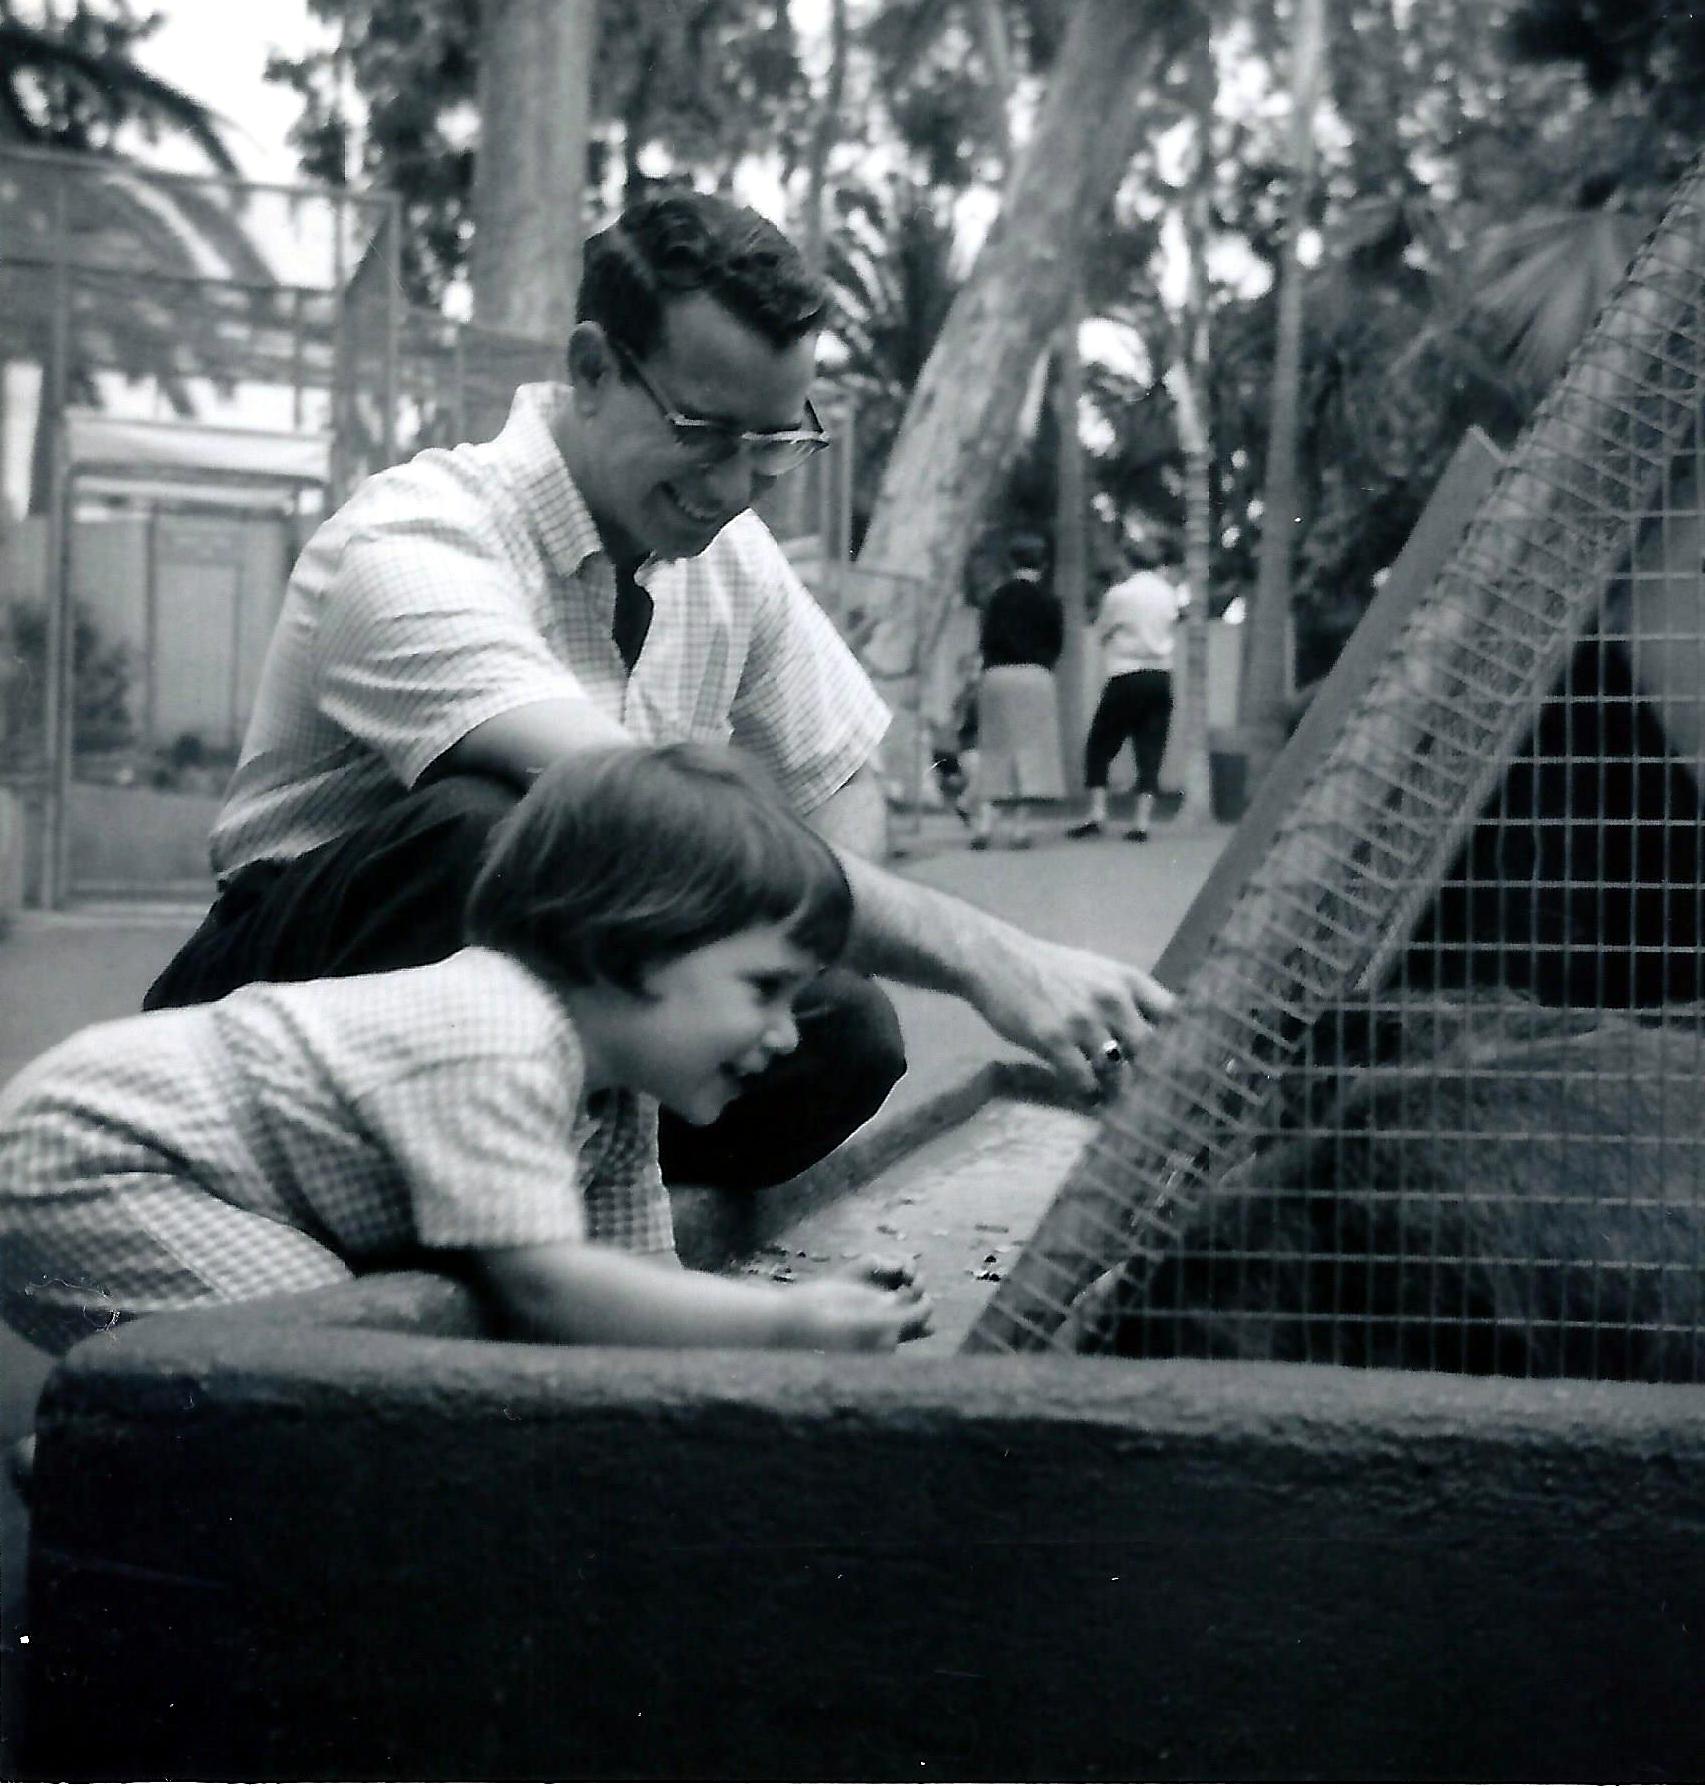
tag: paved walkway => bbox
[879,811,1229,1123]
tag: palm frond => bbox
[0,19,238,172]
[1466,203,1648,388]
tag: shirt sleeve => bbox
[353,1049,591,1251]
[315,517,595,790]
[729,537,890,814]
[578,1092,675,1256]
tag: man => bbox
[147,190,1171,1192]
[1067,547,1186,843]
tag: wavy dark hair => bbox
[577,189,829,360]
[465,742,852,993]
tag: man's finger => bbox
[1130,964,1177,1020]
[1047,1033,1102,1098]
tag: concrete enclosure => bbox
[23,1269,1705,1782]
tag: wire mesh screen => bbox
[336,207,559,490]
[0,147,385,441]
[966,151,1705,1380]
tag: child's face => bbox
[590,922,823,1125]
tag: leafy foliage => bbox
[249,0,1705,686]
[2,603,133,767]
[0,0,236,167]
[266,0,811,308]
[822,177,964,546]
[1135,0,1705,681]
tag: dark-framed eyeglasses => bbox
[608,338,830,477]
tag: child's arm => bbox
[466,1241,932,1352]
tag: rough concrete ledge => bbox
[25,1290,1705,1783]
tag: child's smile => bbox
[574,923,822,1125]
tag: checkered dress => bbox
[0,948,669,1356]
[211,383,889,879]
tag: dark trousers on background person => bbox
[1083,668,1173,796]
[144,776,907,1194]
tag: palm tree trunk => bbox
[1053,285,1088,800]
[469,0,598,340]
[1165,31,1217,825]
[1239,0,1326,789]
[801,0,849,269]
[968,0,1015,167]
[1167,357,1215,823]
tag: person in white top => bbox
[144,192,1173,1195]
[1066,549,1187,841]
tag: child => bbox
[0,743,931,1358]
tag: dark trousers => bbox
[1083,669,1173,796]
[145,777,906,1194]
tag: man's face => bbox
[568,294,818,566]
[581,922,821,1125]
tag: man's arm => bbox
[424,706,1175,1099]
[420,696,631,788]
[808,766,1175,1096]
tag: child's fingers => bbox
[895,1296,934,1343]
[850,1253,917,1291]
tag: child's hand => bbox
[785,1255,933,1351]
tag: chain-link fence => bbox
[0,149,574,904]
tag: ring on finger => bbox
[1096,1038,1124,1066]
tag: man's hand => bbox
[964,929,1174,1099]
[807,762,1176,1096]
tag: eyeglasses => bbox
[609,338,830,477]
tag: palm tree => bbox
[0,6,269,512]
[1159,19,1217,826]
[856,0,1183,728]
[822,175,965,539]
[1440,1,1699,410]
[1238,0,1326,792]
[0,6,238,169]
[468,0,596,338]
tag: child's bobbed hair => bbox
[465,743,853,992]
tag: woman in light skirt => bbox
[969,534,1065,850]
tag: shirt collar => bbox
[489,383,613,584]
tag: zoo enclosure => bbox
[970,151,1705,1382]
[0,149,919,903]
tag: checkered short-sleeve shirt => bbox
[0,949,670,1344]
[211,383,889,878]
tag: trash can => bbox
[1207,727,1249,824]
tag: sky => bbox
[134,0,838,190]
[135,0,320,184]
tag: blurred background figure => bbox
[928,649,982,824]
[1068,544,1185,842]
[968,533,1064,850]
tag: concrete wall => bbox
[23,1271,1705,1782]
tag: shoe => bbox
[1064,820,1104,839]
[1125,826,1150,842]
[969,835,991,851]
[1008,835,1033,850]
